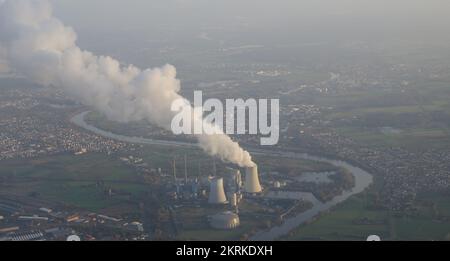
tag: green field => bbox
[285,190,450,241]
[285,194,389,241]
[315,76,450,151]
[335,127,450,150]
[0,153,149,211]
[0,153,138,181]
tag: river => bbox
[70,111,373,241]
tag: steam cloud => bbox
[0,0,255,167]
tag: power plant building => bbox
[229,193,238,207]
[227,168,242,189]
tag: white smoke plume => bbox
[0,0,255,167]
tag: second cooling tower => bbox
[244,165,262,193]
[208,177,227,204]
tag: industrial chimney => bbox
[244,165,262,193]
[208,177,227,204]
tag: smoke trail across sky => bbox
[0,0,255,167]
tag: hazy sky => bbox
[51,0,450,40]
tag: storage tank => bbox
[210,211,240,230]
[244,165,262,193]
[208,177,227,204]
[274,181,281,188]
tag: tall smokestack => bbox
[184,154,188,184]
[244,165,262,193]
[172,158,177,184]
[0,0,256,168]
[208,177,227,204]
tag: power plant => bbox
[169,159,262,201]
[165,158,263,230]
[208,177,227,204]
[244,165,262,193]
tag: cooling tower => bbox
[244,165,262,193]
[208,177,227,204]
